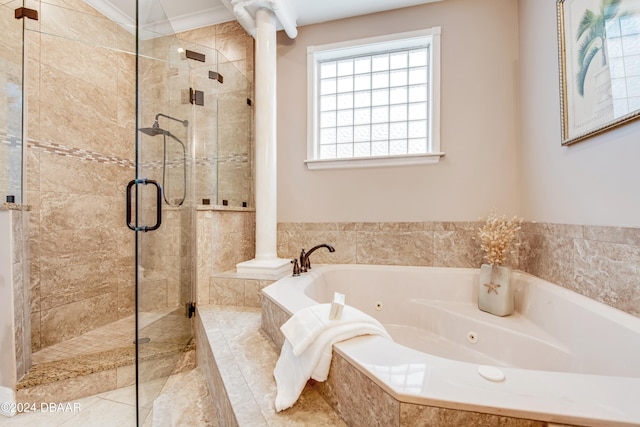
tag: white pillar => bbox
[254,7,278,261]
[236,7,290,278]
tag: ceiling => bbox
[85,0,443,35]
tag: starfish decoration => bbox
[483,282,501,294]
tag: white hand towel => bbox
[280,303,387,356]
[274,306,391,412]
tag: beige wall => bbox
[277,0,640,228]
[518,0,640,227]
[276,0,520,223]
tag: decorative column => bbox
[236,5,293,278]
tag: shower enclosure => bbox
[1,0,253,424]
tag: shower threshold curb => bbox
[16,342,195,405]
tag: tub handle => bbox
[291,259,301,276]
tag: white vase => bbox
[478,264,514,316]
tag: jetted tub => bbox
[262,264,640,426]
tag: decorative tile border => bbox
[1,132,22,147]
[28,139,135,168]
[196,154,249,165]
[26,140,249,169]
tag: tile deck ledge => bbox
[195,305,345,426]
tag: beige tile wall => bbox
[196,208,259,307]
[2,206,32,382]
[277,222,487,268]
[15,209,31,381]
[520,222,640,317]
[277,221,640,317]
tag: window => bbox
[306,27,442,170]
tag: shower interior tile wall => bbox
[277,221,640,318]
[196,209,256,306]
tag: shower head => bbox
[138,124,186,151]
[139,113,188,138]
[138,125,169,137]
[138,118,167,137]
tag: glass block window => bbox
[307,28,442,169]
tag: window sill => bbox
[305,152,445,170]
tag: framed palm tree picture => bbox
[557,0,640,145]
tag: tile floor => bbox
[0,367,217,427]
[3,305,345,426]
[4,309,214,427]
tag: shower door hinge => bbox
[189,88,204,106]
[15,7,38,20]
[185,50,205,62]
[209,71,223,83]
[186,302,196,318]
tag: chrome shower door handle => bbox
[126,178,163,232]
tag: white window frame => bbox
[306,27,443,170]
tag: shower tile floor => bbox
[19,309,191,392]
[32,311,171,365]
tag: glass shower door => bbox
[133,2,195,424]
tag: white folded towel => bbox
[280,303,385,356]
[274,304,391,412]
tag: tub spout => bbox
[299,244,335,272]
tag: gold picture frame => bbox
[557,0,640,145]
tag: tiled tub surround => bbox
[277,221,640,317]
[519,222,640,317]
[261,266,640,426]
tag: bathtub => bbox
[261,264,640,427]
